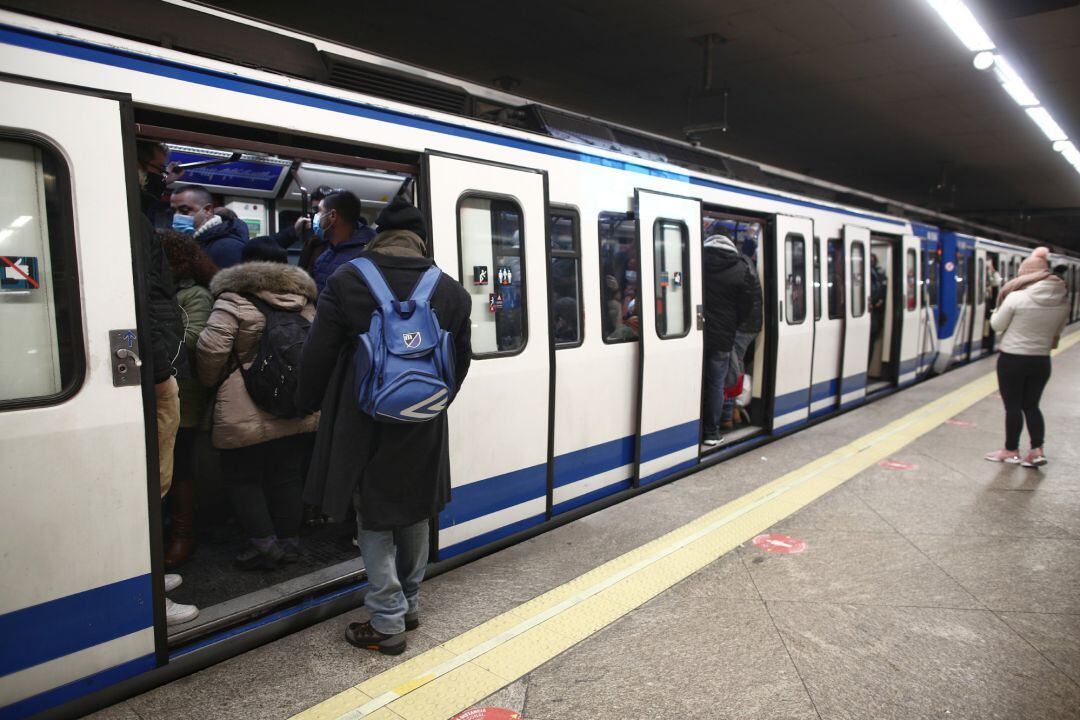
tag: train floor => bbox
[89,336,1080,720]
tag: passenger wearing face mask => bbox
[170,185,249,269]
[310,190,375,296]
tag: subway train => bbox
[1,6,1078,719]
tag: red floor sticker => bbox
[752,533,807,554]
[451,709,521,720]
[878,459,918,471]
[945,419,976,427]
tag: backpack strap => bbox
[408,266,443,304]
[349,257,396,307]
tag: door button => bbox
[109,329,143,387]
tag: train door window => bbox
[827,239,844,319]
[0,139,82,405]
[956,258,967,306]
[599,211,640,343]
[653,219,690,338]
[785,233,806,324]
[813,238,822,321]
[459,195,526,355]
[906,249,917,311]
[926,252,940,307]
[851,241,866,317]
[976,257,985,306]
[549,208,582,347]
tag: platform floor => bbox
[90,337,1080,720]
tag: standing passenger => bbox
[196,249,319,569]
[310,190,375,296]
[723,250,763,428]
[297,196,472,655]
[702,234,753,445]
[984,247,1068,467]
[171,185,248,269]
[869,253,887,359]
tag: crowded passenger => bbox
[310,190,375,296]
[297,196,472,655]
[869,253,887,357]
[196,239,319,570]
[171,184,248,268]
[159,231,218,569]
[725,245,763,426]
[702,233,755,445]
[985,246,1068,468]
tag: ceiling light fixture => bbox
[925,0,995,51]
[972,51,995,70]
[992,57,1040,107]
[1026,107,1069,143]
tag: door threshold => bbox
[701,425,763,453]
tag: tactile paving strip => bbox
[290,332,1080,720]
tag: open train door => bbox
[971,246,988,360]
[423,152,552,559]
[634,190,703,485]
[771,215,814,430]
[897,234,923,386]
[839,224,871,408]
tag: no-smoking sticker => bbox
[752,533,806,554]
[945,418,976,427]
[451,709,520,720]
[878,459,918,471]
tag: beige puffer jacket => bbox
[197,261,319,449]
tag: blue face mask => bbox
[312,213,323,241]
[172,213,195,235]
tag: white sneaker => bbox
[165,597,199,626]
[164,573,182,593]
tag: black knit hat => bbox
[375,195,427,241]
[241,237,288,264]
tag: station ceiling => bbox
[208,0,1080,250]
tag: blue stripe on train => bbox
[0,574,152,677]
[0,25,906,227]
[0,654,155,720]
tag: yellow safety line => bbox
[292,333,1080,720]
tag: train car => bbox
[0,7,1076,719]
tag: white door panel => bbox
[425,154,551,558]
[636,190,702,484]
[773,215,814,430]
[898,235,922,385]
[840,225,870,407]
[810,235,842,415]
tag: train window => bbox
[599,211,640,343]
[653,219,690,338]
[851,241,866,318]
[827,239,845,320]
[926,252,940,308]
[906,249,917,311]
[976,257,985,306]
[813,239,822,321]
[549,208,583,347]
[459,195,526,356]
[956,257,967,306]
[0,139,82,407]
[784,233,806,324]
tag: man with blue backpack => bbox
[296,195,472,655]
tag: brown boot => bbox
[164,478,196,568]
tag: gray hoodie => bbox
[990,277,1068,356]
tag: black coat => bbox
[737,254,764,335]
[296,251,472,529]
[703,247,755,352]
[139,195,187,382]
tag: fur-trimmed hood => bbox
[210,261,317,303]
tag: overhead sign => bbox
[1,256,40,291]
[167,147,290,198]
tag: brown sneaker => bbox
[345,620,406,655]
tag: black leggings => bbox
[996,352,1052,451]
[220,434,306,541]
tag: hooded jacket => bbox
[703,244,755,352]
[138,208,188,383]
[296,229,472,529]
[311,224,376,296]
[990,277,1068,356]
[196,261,319,449]
[194,215,249,269]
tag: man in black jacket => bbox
[702,234,755,445]
[296,196,472,655]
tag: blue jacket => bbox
[196,217,249,269]
[312,224,376,296]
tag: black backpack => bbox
[236,294,310,419]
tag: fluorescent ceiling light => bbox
[1026,107,1069,142]
[925,0,995,52]
[973,51,995,70]
[992,57,1040,107]
[1053,140,1074,153]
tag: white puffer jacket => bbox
[990,278,1068,356]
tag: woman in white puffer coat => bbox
[984,247,1068,468]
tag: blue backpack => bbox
[349,257,457,423]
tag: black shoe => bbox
[234,543,284,571]
[405,612,420,631]
[280,542,301,564]
[703,430,723,446]
[345,620,406,655]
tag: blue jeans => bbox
[356,513,430,635]
[704,349,731,435]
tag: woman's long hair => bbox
[158,228,218,287]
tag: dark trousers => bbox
[220,435,305,540]
[996,352,1052,451]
